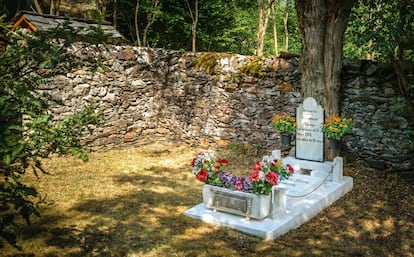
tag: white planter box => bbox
[202,184,271,220]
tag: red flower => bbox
[286,164,294,174]
[197,169,208,182]
[265,172,279,186]
[250,171,260,182]
[253,161,261,171]
[191,157,197,167]
[217,159,229,166]
[214,165,220,173]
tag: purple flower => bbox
[243,177,253,191]
[220,172,236,188]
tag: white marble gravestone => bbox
[296,97,324,162]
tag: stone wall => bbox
[43,43,413,172]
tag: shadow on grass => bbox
[4,164,414,257]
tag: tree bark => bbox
[186,0,199,52]
[33,0,44,14]
[295,0,355,160]
[50,0,61,15]
[143,0,160,47]
[256,0,274,56]
[193,0,198,52]
[283,0,289,51]
[135,0,141,46]
[295,0,354,117]
[95,0,107,16]
[271,2,279,56]
[113,0,118,28]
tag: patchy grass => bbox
[3,142,414,257]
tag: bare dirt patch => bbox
[2,142,414,257]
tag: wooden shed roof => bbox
[12,11,124,39]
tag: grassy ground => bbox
[2,142,414,257]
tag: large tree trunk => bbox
[295,0,354,118]
[295,0,355,160]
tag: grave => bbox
[184,97,353,240]
[296,97,324,161]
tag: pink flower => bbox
[265,172,279,185]
[234,179,243,191]
[197,169,208,182]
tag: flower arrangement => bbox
[191,152,294,195]
[321,115,353,140]
[271,114,297,135]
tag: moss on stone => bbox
[239,57,265,78]
[191,52,232,74]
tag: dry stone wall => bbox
[44,43,413,172]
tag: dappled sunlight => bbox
[6,143,414,256]
[177,227,219,240]
[360,216,395,238]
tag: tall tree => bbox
[295,0,355,118]
[113,0,118,28]
[33,0,43,14]
[142,0,160,47]
[96,0,108,16]
[186,0,198,52]
[256,0,275,56]
[50,0,61,15]
[134,0,141,46]
[283,0,289,51]
[271,1,279,55]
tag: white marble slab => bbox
[184,176,353,240]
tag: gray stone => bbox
[35,43,412,173]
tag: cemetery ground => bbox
[3,142,414,257]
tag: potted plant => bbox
[191,152,294,219]
[321,115,353,151]
[271,114,297,146]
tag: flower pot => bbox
[281,134,292,146]
[329,139,341,151]
[202,184,271,220]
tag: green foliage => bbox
[390,97,407,114]
[0,22,100,249]
[345,0,414,62]
[112,0,300,55]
